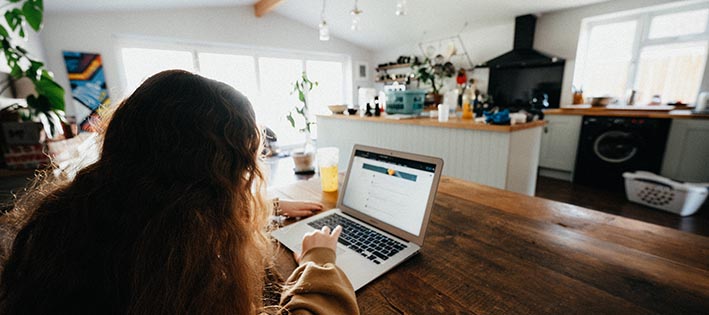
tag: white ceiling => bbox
[45,0,258,12]
[274,0,608,50]
[45,0,609,50]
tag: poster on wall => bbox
[62,51,110,131]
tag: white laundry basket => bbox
[623,171,709,216]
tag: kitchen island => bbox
[316,114,545,195]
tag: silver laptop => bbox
[272,144,443,290]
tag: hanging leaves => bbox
[21,0,43,31]
[0,0,66,137]
[412,57,454,95]
[287,71,318,134]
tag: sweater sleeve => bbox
[279,247,359,315]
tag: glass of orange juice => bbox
[317,147,339,192]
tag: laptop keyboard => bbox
[307,213,407,265]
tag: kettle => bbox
[695,91,709,114]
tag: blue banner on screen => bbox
[362,163,417,182]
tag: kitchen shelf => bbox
[374,78,408,84]
[375,63,411,71]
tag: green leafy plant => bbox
[286,71,318,134]
[412,57,455,95]
[0,0,66,137]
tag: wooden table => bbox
[269,176,709,314]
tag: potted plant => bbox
[412,57,455,107]
[0,0,66,168]
[0,0,66,136]
[286,71,317,174]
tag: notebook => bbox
[271,144,444,290]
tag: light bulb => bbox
[319,20,330,41]
[350,0,362,31]
[351,14,360,31]
[395,0,407,16]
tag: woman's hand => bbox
[279,200,324,218]
[295,225,343,264]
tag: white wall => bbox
[372,22,514,92]
[373,0,702,105]
[39,5,373,117]
[374,22,514,69]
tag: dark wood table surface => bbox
[269,176,709,315]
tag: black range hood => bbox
[482,14,564,69]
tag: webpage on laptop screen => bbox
[342,150,436,236]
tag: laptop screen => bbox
[342,149,437,236]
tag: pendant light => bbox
[350,0,363,31]
[319,0,330,41]
[395,0,407,16]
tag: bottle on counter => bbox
[572,85,584,105]
[365,103,373,116]
[374,96,381,117]
[462,102,473,119]
[461,87,479,120]
[476,94,491,117]
[378,91,387,113]
[443,88,459,113]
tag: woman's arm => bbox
[279,226,359,315]
[278,200,324,218]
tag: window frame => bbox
[574,1,709,102]
[114,35,352,147]
[115,35,351,101]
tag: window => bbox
[257,57,304,145]
[579,20,637,99]
[120,41,349,146]
[121,48,195,93]
[635,41,708,104]
[574,3,709,105]
[648,9,708,39]
[197,53,258,102]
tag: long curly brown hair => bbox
[0,70,272,314]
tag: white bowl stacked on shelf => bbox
[623,171,708,216]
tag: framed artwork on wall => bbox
[63,51,111,132]
[356,61,369,81]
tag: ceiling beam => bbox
[254,0,284,17]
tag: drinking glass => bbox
[317,147,339,192]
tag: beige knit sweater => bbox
[280,248,359,315]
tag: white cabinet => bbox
[316,116,543,196]
[539,115,582,179]
[661,119,709,182]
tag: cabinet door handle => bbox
[544,126,549,133]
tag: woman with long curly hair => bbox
[0,70,358,314]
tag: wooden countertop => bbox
[270,176,709,314]
[545,107,709,119]
[317,114,546,132]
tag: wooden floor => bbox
[535,176,709,237]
